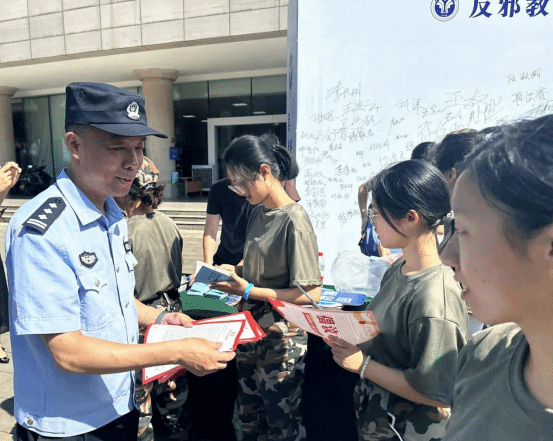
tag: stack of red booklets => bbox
[142,311,265,384]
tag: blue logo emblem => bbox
[431,0,459,21]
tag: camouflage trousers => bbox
[135,374,190,441]
[353,380,450,441]
[237,303,307,441]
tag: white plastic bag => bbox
[330,250,390,299]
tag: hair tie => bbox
[430,218,442,229]
[433,211,454,228]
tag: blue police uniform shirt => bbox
[5,170,139,436]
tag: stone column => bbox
[134,69,179,197]
[0,86,18,166]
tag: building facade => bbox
[0,0,289,196]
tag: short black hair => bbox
[371,160,450,236]
[410,142,435,161]
[431,129,484,173]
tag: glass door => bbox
[207,115,286,183]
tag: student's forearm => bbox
[364,359,449,408]
[248,285,321,305]
[202,215,220,264]
[202,235,217,264]
[358,182,369,227]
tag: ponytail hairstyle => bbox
[371,160,451,236]
[127,156,165,209]
[222,134,298,182]
[128,182,166,209]
[458,114,553,244]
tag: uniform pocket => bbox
[124,252,138,286]
[77,268,112,332]
[124,252,138,271]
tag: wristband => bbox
[155,310,169,324]
[359,355,371,379]
[243,283,254,301]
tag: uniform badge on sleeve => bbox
[79,252,98,268]
[23,197,66,234]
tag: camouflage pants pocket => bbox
[353,381,449,441]
[354,381,398,441]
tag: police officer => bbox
[5,82,235,441]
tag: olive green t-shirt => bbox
[359,258,468,403]
[243,203,321,290]
[444,323,553,440]
[127,211,183,305]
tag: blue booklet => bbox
[320,289,367,306]
[187,282,210,296]
[193,261,234,284]
[204,289,229,301]
[185,281,241,307]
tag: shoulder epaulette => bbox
[23,197,66,234]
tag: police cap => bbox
[65,82,167,139]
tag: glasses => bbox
[228,182,248,196]
[368,208,380,225]
[228,177,250,196]
[228,173,260,196]
[437,211,455,255]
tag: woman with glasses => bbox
[439,116,553,440]
[326,160,468,441]
[213,134,321,441]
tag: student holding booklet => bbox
[325,160,468,441]
[439,116,553,440]
[212,134,321,441]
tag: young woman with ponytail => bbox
[213,134,321,441]
[326,160,469,441]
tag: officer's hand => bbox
[176,338,235,377]
[160,312,194,328]
[211,272,248,296]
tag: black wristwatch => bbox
[155,310,169,324]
